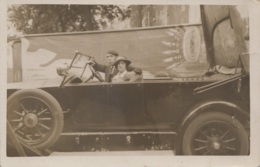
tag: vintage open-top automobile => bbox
[7,5,250,155]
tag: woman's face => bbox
[117,61,127,72]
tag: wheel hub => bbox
[23,113,38,128]
[211,141,221,150]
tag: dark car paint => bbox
[22,75,247,135]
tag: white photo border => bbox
[1,0,260,167]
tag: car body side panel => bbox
[143,83,183,126]
[62,84,108,126]
[143,82,207,129]
[59,83,146,129]
[107,83,145,127]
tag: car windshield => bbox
[60,53,93,84]
[71,53,90,68]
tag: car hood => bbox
[8,77,63,90]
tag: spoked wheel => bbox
[182,112,249,155]
[7,89,64,150]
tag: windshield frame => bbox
[59,51,92,87]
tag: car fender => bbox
[180,100,249,131]
[175,100,249,154]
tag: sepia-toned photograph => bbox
[6,3,251,158]
[3,0,260,166]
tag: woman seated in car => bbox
[112,56,142,82]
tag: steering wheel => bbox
[88,65,104,82]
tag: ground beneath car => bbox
[50,150,175,156]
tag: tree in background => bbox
[8,4,195,37]
[8,4,130,35]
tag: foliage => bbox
[7,5,130,35]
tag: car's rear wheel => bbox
[7,89,64,150]
[182,112,249,155]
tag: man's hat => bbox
[106,50,119,57]
[114,56,131,67]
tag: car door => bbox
[63,82,110,126]
[106,82,145,128]
[142,81,195,130]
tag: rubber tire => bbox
[7,89,64,150]
[182,112,249,155]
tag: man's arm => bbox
[128,73,143,82]
[92,63,107,73]
[85,58,107,73]
[127,65,142,75]
[124,65,143,82]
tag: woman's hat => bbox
[114,56,131,67]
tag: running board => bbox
[61,131,178,136]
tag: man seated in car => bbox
[112,56,142,82]
[87,50,142,82]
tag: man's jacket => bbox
[93,63,142,82]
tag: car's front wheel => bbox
[182,112,249,155]
[7,89,64,150]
